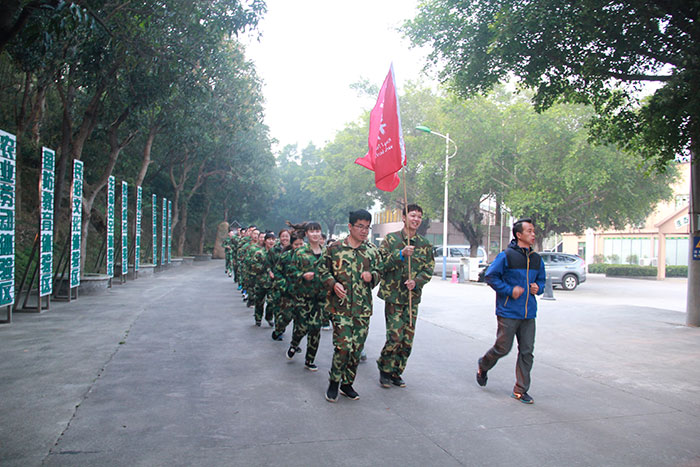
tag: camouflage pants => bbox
[254,288,272,323]
[225,251,234,273]
[274,295,295,336]
[377,302,417,376]
[329,314,370,385]
[266,289,280,324]
[291,296,323,364]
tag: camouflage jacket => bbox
[273,249,297,296]
[289,244,326,299]
[222,237,233,252]
[378,229,434,305]
[250,246,273,290]
[317,238,381,318]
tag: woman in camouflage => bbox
[286,222,326,371]
[271,232,304,342]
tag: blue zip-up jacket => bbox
[485,240,546,320]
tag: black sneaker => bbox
[325,381,339,402]
[255,321,261,327]
[379,371,392,388]
[271,331,283,341]
[339,384,360,400]
[304,361,318,372]
[266,319,274,327]
[391,374,406,388]
[511,392,534,404]
[286,346,296,360]
[476,358,488,387]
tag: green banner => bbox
[152,194,157,264]
[135,186,142,272]
[167,200,172,263]
[106,176,115,278]
[0,130,16,306]
[121,181,128,276]
[161,198,167,266]
[70,160,83,289]
[39,147,55,296]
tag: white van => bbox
[433,245,487,275]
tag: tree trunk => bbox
[135,120,161,187]
[176,200,188,257]
[79,107,136,273]
[686,144,699,326]
[198,199,210,255]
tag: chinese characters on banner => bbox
[0,130,16,306]
[152,194,157,264]
[161,198,167,266]
[167,200,172,263]
[121,181,128,276]
[135,186,142,272]
[39,147,55,296]
[106,176,115,278]
[70,160,83,289]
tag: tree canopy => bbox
[403,0,698,166]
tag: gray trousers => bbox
[480,316,536,394]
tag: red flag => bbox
[355,64,406,192]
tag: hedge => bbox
[588,263,615,274]
[594,264,688,277]
[605,266,657,277]
[667,265,688,277]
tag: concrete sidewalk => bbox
[1,261,699,466]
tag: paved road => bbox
[1,261,698,466]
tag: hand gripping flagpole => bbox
[402,169,414,327]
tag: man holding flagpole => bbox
[377,204,434,388]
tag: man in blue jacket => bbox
[477,218,546,404]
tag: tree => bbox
[404,0,700,325]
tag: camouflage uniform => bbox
[377,229,434,377]
[272,248,299,338]
[288,244,326,365]
[318,238,381,385]
[265,243,284,328]
[231,235,241,283]
[251,246,273,325]
[236,237,252,290]
[222,236,234,275]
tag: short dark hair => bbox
[349,209,371,225]
[264,231,276,241]
[403,204,423,216]
[512,218,533,238]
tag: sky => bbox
[243,0,433,153]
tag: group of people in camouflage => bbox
[222,205,435,403]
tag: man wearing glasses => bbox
[318,209,381,402]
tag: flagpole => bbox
[402,167,414,327]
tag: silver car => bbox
[433,245,487,276]
[540,252,586,290]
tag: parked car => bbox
[539,252,586,290]
[433,245,487,276]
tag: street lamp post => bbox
[416,125,457,280]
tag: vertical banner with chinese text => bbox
[106,176,115,278]
[167,200,172,263]
[70,160,83,289]
[121,181,128,276]
[152,194,157,265]
[39,147,55,296]
[135,186,142,272]
[0,130,16,306]
[161,198,167,266]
